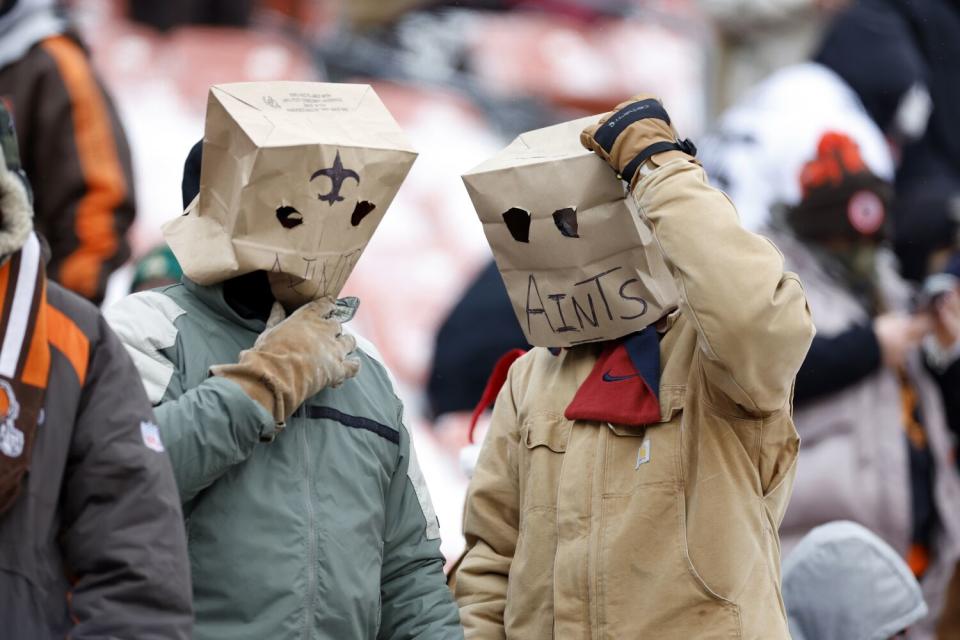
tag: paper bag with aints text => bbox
[463,116,680,348]
[163,81,417,299]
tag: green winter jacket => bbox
[106,278,463,640]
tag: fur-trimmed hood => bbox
[0,165,33,258]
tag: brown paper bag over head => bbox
[163,81,417,306]
[462,116,680,348]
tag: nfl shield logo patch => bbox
[140,421,165,453]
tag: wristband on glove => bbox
[591,98,697,186]
[619,138,697,186]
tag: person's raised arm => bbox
[581,96,814,414]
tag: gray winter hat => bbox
[783,521,927,640]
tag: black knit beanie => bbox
[181,139,203,210]
[787,132,892,243]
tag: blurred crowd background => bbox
[7,1,960,629]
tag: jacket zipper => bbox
[300,406,319,640]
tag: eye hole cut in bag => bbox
[501,207,582,243]
[502,207,532,243]
[552,207,579,238]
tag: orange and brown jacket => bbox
[455,158,815,639]
[0,28,134,305]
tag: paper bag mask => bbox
[163,81,417,301]
[463,116,680,348]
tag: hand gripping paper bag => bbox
[163,82,417,303]
[462,116,680,348]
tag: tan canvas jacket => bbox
[455,158,815,639]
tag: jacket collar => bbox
[182,277,267,334]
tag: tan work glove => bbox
[212,298,361,426]
[580,94,697,190]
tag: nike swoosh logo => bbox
[602,370,640,382]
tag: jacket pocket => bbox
[524,413,570,452]
[597,487,741,639]
[602,414,683,495]
[519,413,571,511]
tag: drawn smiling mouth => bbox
[276,205,303,229]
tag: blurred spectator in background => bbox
[923,254,960,638]
[129,243,182,293]
[762,128,960,638]
[699,0,850,113]
[816,0,960,283]
[0,0,136,306]
[427,260,528,451]
[926,255,960,444]
[699,62,892,231]
[0,100,191,639]
[783,521,928,640]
